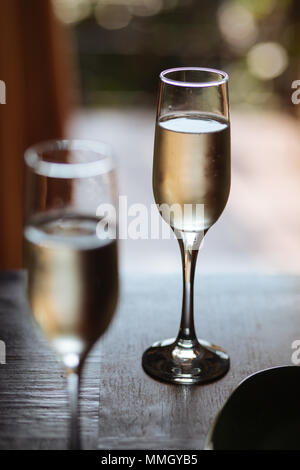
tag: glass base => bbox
[142,338,230,385]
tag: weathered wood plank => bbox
[0,272,299,449]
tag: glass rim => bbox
[160,67,229,88]
[24,139,114,179]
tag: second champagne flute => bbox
[23,140,119,448]
[142,67,231,384]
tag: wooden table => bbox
[0,271,299,450]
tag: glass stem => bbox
[176,231,203,346]
[66,370,81,450]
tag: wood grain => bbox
[0,271,299,449]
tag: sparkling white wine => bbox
[24,214,118,365]
[153,112,230,231]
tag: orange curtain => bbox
[0,0,74,269]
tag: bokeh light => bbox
[52,0,295,110]
[128,0,163,18]
[218,1,257,51]
[247,42,288,80]
[53,0,178,26]
[95,4,132,30]
[52,0,91,24]
[238,0,277,20]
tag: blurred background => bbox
[1,0,300,273]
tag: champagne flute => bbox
[142,67,231,384]
[23,140,118,448]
